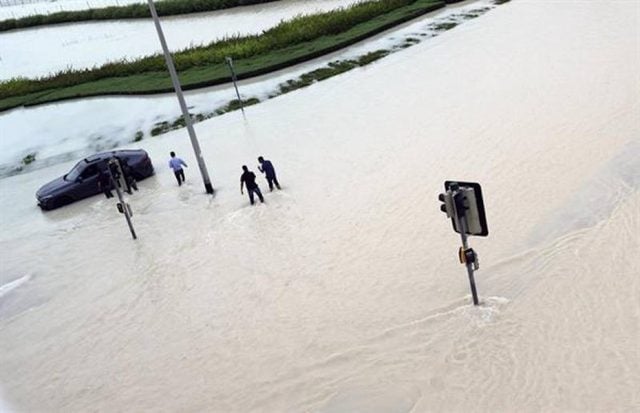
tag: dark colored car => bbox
[36,149,154,210]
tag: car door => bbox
[72,162,101,199]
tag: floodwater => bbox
[0,0,359,79]
[0,0,146,20]
[0,0,639,411]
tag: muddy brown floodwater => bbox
[0,0,639,411]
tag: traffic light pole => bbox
[147,0,214,194]
[107,160,137,240]
[457,214,479,306]
[112,176,137,240]
[439,181,487,306]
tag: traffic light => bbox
[438,189,462,233]
[439,181,488,237]
[438,191,455,218]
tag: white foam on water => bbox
[0,274,30,299]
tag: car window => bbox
[65,161,85,181]
[80,164,99,179]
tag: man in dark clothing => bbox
[97,168,113,198]
[240,165,264,205]
[257,156,281,191]
[118,157,138,194]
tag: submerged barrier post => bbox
[225,57,245,115]
[147,0,215,195]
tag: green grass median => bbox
[0,0,445,112]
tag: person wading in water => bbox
[240,165,264,205]
[168,151,188,186]
[257,156,281,191]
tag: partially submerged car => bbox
[36,149,154,210]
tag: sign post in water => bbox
[438,181,489,305]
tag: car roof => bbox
[84,149,140,163]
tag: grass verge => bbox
[0,0,445,112]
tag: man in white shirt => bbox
[168,151,188,186]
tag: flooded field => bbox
[1,0,147,20]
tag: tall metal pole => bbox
[147,0,214,194]
[225,57,245,115]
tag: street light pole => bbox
[225,57,245,115]
[146,0,214,194]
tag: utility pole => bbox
[147,0,214,194]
